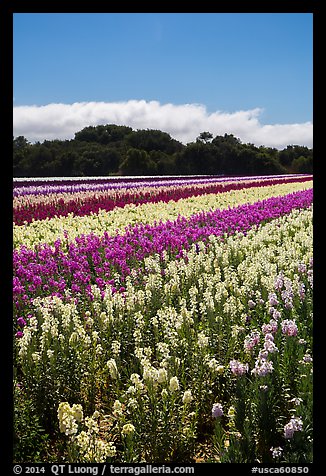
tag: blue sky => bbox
[13,13,313,148]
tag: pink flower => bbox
[244,331,260,351]
[262,319,278,335]
[281,319,298,337]
[229,359,249,376]
[263,336,278,354]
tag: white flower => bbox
[161,388,168,399]
[182,390,193,405]
[107,358,119,379]
[57,402,79,436]
[143,365,158,383]
[32,352,41,362]
[169,376,180,392]
[111,340,121,356]
[207,358,224,374]
[270,446,283,458]
[112,400,123,417]
[71,404,83,422]
[85,416,99,434]
[227,406,236,418]
[157,367,168,384]
[197,331,209,348]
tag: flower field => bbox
[13,174,313,464]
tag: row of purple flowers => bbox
[13,174,311,196]
[13,188,313,313]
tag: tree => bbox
[13,136,32,176]
[126,129,183,154]
[196,131,213,143]
[74,124,133,144]
[175,142,218,175]
[292,156,313,174]
[13,136,31,150]
[119,148,157,175]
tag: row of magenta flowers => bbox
[13,174,312,225]
[13,188,313,312]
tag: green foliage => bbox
[74,124,133,144]
[120,148,157,175]
[14,382,50,462]
[196,131,213,143]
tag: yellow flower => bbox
[228,406,236,418]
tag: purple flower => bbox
[281,291,293,310]
[274,273,284,291]
[15,331,24,338]
[14,175,312,225]
[298,282,306,301]
[212,403,224,418]
[270,447,283,459]
[302,353,313,363]
[252,358,274,377]
[17,317,27,328]
[272,309,281,320]
[13,187,313,311]
[268,292,279,306]
[245,315,252,325]
[297,263,307,274]
[263,334,278,354]
[284,417,303,439]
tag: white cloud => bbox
[13,100,313,149]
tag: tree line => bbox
[13,124,313,177]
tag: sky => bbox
[13,13,313,149]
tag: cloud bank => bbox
[13,100,313,149]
